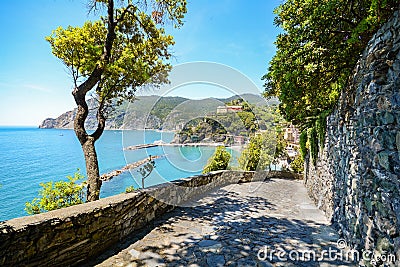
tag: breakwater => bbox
[100,155,163,181]
[124,142,227,151]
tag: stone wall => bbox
[305,11,400,266]
[0,170,299,266]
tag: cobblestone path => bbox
[89,179,355,267]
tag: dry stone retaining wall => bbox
[305,11,400,266]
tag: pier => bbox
[124,142,228,151]
[100,155,163,181]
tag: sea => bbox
[0,127,239,222]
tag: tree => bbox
[273,127,287,160]
[25,171,85,214]
[238,132,276,171]
[46,0,187,201]
[264,0,398,128]
[290,154,304,174]
[203,146,231,174]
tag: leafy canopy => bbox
[264,0,397,128]
[25,171,85,215]
[46,0,187,104]
[203,146,231,174]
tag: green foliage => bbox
[274,127,288,160]
[25,171,85,215]
[315,110,329,149]
[238,132,276,171]
[236,111,258,133]
[125,185,135,193]
[290,155,304,174]
[177,104,279,142]
[203,146,231,173]
[307,127,318,166]
[46,0,187,105]
[299,130,308,160]
[299,111,329,164]
[264,0,397,127]
[150,97,187,123]
[46,21,106,77]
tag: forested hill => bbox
[39,94,275,131]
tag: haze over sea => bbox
[0,127,235,222]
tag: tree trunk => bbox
[72,89,105,202]
[70,0,116,201]
[82,137,102,201]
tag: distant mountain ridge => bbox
[39,94,276,130]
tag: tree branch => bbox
[91,93,106,141]
[116,4,135,24]
[72,88,89,145]
[338,16,356,27]
[74,0,118,98]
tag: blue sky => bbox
[0,0,282,126]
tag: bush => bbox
[238,131,275,171]
[125,185,135,193]
[25,170,85,215]
[290,155,304,174]
[202,146,231,174]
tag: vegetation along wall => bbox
[305,11,400,264]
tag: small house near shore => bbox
[216,105,243,114]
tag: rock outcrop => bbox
[39,110,75,129]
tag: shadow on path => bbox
[86,179,355,266]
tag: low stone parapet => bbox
[0,170,298,266]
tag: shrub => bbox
[290,155,304,174]
[238,131,275,171]
[25,170,85,215]
[125,185,135,193]
[203,146,231,174]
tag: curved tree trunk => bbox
[82,137,102,201]
[73,89,106,201]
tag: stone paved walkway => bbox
[88,179,356,267]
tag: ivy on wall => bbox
[299,130,308,160]
[307,127,318,166]
[315,111,330,150]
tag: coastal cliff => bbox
[39,94,272,130]
[40,110,75,129]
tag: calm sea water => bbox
[0,127,238,222]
